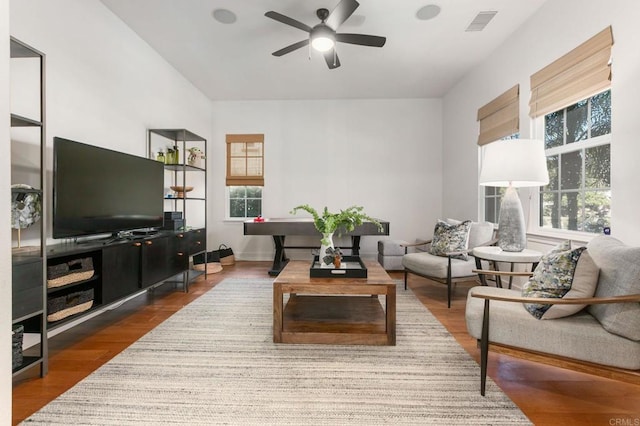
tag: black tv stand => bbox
[45,228,207,331]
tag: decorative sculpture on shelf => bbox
[11,184,42,250]
[187,147,206,167]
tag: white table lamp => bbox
[479,139,549,252]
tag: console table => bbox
[243,218,389,275]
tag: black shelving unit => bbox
[10,37,47,377]
[148,129,208,291]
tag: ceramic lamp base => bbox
[497,185,527,252]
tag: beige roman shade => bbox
[477,84,519,146]
[226,134,264,186]
[529,26,613,118]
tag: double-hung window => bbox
[225,134,264,219]
[529,26,613,235]
[539,90,611,233]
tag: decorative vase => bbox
[319,232,334,268]
[497,185,527,252]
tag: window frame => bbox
[530,90,611,239]
[224,185,263,221]
[224,133,265,221]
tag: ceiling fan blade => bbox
[265,11,312,33]
[335,33,386,47]
[272,39,310,56]
[325,0,359,30]
[323,49,341,69]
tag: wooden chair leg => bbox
[404,270,408,290]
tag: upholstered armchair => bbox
[402,219,496,308]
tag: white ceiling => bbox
[100,0,548,101]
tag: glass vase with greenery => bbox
[290,204,382,266]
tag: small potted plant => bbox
[290,204,382,267]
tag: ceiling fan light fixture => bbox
[310,25,335,52]
[311,36,335,52]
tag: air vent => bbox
[466,11,497,32]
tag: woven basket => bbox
[47,288,94,322]
[47,257,94,288]
[47,301,94,322]
[193,262,223,274]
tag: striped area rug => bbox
[23,279,530,425]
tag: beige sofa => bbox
[465,235,640,395]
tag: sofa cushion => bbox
[465,286,640,370]
[402,251,476,279]
[543,250,599,319]
[447,219,495,250]
[521,241,597,319]
[429,220,471,260]
[587,236,640,341]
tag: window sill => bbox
[527,228,597,245]
[224,217,252,223]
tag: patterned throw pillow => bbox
[521,240,597,319]
[429,220,471,260]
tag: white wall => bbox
[442,0,640,245]
[10,0,214,246]
[210,98,443,260]
[1,0,12,422]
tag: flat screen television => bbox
[53,137,164,239]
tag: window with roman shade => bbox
[531,27,613,235]
[477,84,519,146]
[477,85,520,223]
[529,26,613,118]
[225,134,264,186]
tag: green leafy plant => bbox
[290,204,383,245]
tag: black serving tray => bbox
[310,255,368,278]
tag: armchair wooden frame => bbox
[402,237,497,308]
[470,269,640,396]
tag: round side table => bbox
[472,246,542,289]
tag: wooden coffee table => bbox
[273,259,396,345]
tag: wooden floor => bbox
[12,261,640,425]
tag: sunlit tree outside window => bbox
[229,186,262,218]
[539,90,611,233]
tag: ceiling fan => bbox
[265,0,386,69]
